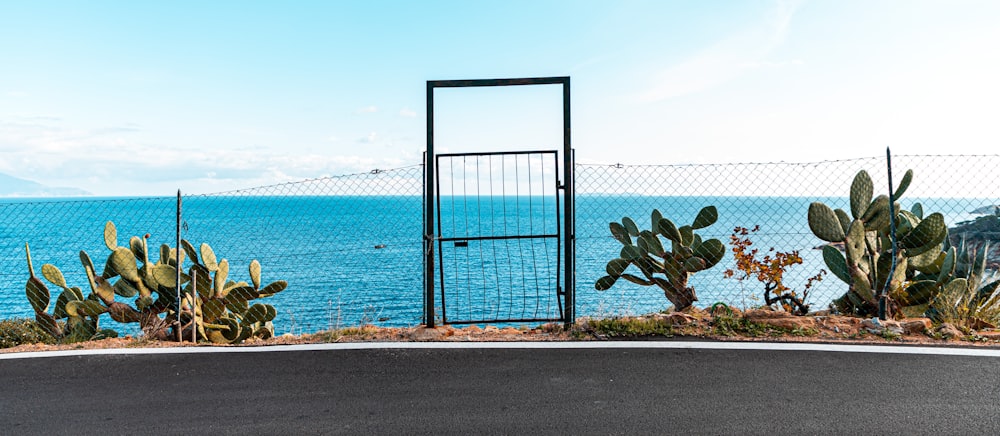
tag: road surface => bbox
[2,342,999,435]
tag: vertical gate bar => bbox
[424,82,436,328]
[436,156,448,324]
[552,151,560,319]
[562,79,575,326]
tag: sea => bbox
[0,194,993,336]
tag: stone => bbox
[861,317,881,330]
[881,320,905,336]
[500,327,522,335]
[969,318,997,331]
[410,327,447,341]
[484,326,500,333]
[974,330,1000,340]
[755,316,816,331]
[900,318,932,334]
[861,318,904,336]
[936,323,964,340]
[742,309,817,330]
[743,309,793,320]
[665,312,696,326]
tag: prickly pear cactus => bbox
[187,253,287,344]
[808,169,949,317]
[24,221,288,344]
[924,238,1000,325]
[595,206,725,311]
[23,243,111,343]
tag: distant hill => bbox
[0,172,90,197]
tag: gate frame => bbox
[424,76,574,327]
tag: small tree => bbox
[724,226,826,315]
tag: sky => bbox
[1,0,999,196]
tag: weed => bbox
[314,325,381,342]
[790,327,820,337]
[125,337,156,348]
[965,334,990,343]
[0,318,56,348]
[712,315,773,337]
[587,317,675,338]
[880,329,901,341]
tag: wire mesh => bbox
[0,166,425,339]
[3,154,999,341]
[1,197,178,337]
[180,166,425,334]
[576,155,1000,318]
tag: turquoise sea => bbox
[0,194,993,335]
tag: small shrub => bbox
[0,318,56,348]
[724,226,826,315]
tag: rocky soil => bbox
[6,306,1000,354]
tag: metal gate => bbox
[424,77,574,327]
[435,151,562,324]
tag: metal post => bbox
[562,79,575,326]
[880,147,898,320]
[191,271,197,343]
[424,81,436,328]
[176,190,182,342]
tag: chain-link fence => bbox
[2,165,425,338]
[3,155,999,339]
[576,155,1000,318]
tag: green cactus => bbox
[923,238,1000,327]
[596,206,725,311]
[23,220,288,344]
[808,169,949,317]
[23,243,109,343]
[186,249,287,344]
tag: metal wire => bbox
[4,155,999,334]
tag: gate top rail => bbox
[437,150,557,158]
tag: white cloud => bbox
[0,117,422,195]
[359,132,377,143]
[355,105,378,114]
[640,0,801,102]
[399,107,417,118]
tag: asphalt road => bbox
[2,344,1000,435]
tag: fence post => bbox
[176,189,183,342]
[424,82,436,328]
[562,78,575,327]
[879,148,897,320]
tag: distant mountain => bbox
[0,172,90,197]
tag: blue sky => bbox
[1,0,999,195]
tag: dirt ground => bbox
[6,306,1000,354]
